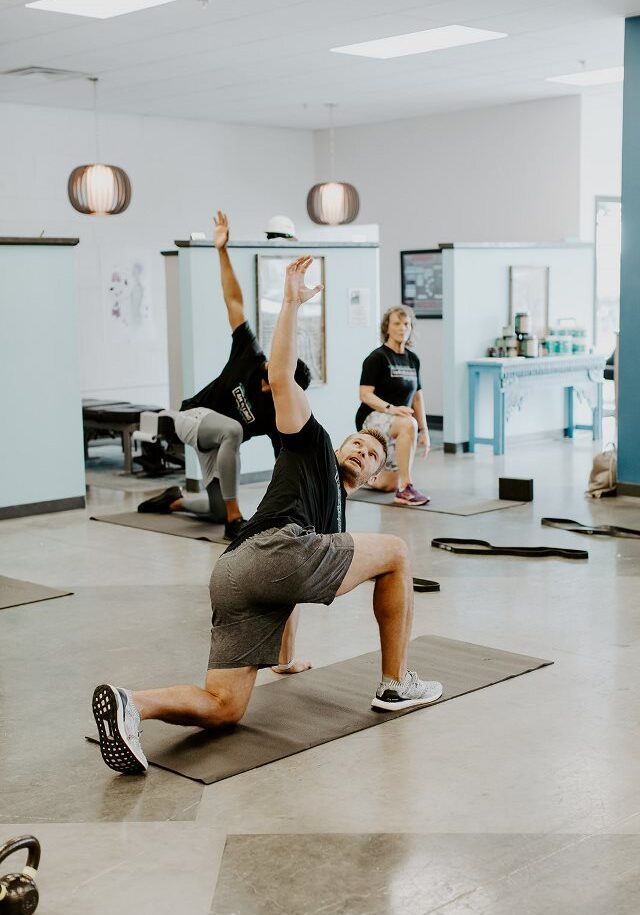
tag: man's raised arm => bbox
[214,210,246,331]
[268,256,322,434]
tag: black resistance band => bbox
[431,537,588,561]
[541,517,640,540]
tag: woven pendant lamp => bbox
[307,104,360,226]
[68,164,131,215]
[68,78,132,216]
[306,181,359,226]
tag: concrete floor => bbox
[1,430,639,914]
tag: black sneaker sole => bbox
[371,688,443,712]
[92,684,147,774]
[393,498,430,507]
[412,578,440,593]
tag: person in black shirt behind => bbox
[91,256,443,775]
[137,211,311,540]
[356,306,431,506]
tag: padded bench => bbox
[82,401,163,473]
[82,399,130,460]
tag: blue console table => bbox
[468,355,605,455]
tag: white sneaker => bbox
[371,669,443,711]
[92,684,148,774]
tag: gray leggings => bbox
[180,412,242,518]
[181,478,227,522]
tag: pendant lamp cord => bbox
[90,76,100,163]
[325,102,337,181]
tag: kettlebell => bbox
[0,836,40,915]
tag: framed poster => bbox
[508,265,550,337]
[400,249,443,318]
[256,254,326,384]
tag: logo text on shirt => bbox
[389,365,417,379]
[232,384,255,424]
[335,469,342,531]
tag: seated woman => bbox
[355,305,431,505]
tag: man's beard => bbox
[338,457,361,487]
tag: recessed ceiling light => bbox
[25,0,178,18]
[331,25,508,60]
[546,66,624,86]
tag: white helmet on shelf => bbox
[265,215,296,239]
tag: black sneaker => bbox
[224,517,246,541]
[371,670,443,712]
[92,684,148,774]
[137,486,182,513]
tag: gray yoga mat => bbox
[348,489,525,516]
[0,575,72,610]
[90,511,228,545]
[87,635,551,783]
[85,469,185,494]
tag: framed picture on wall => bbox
[256,254,326,384]
[400,249,443,318]
[508,265,550,337]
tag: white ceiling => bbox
[0,0,635,128]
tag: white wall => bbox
[579,90,623,240]
[314,97,583,416]
[1,92,620,426]
[0,102,315,407]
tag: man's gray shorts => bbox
[208,523,355,669]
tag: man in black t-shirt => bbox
[92,256,443,776]
[137,211,310,540]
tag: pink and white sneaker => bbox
[394,484,430,506]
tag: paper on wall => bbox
[104,250,156,344]
[348,288,371,328]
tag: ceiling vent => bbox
[1,66,89,82]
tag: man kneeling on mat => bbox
[92,256,443,775]
[137,210,311,541]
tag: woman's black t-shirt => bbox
[355,345,422,430]
[224,414,347,553]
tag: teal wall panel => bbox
[619,16,640,485]
[0,245,85,510]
